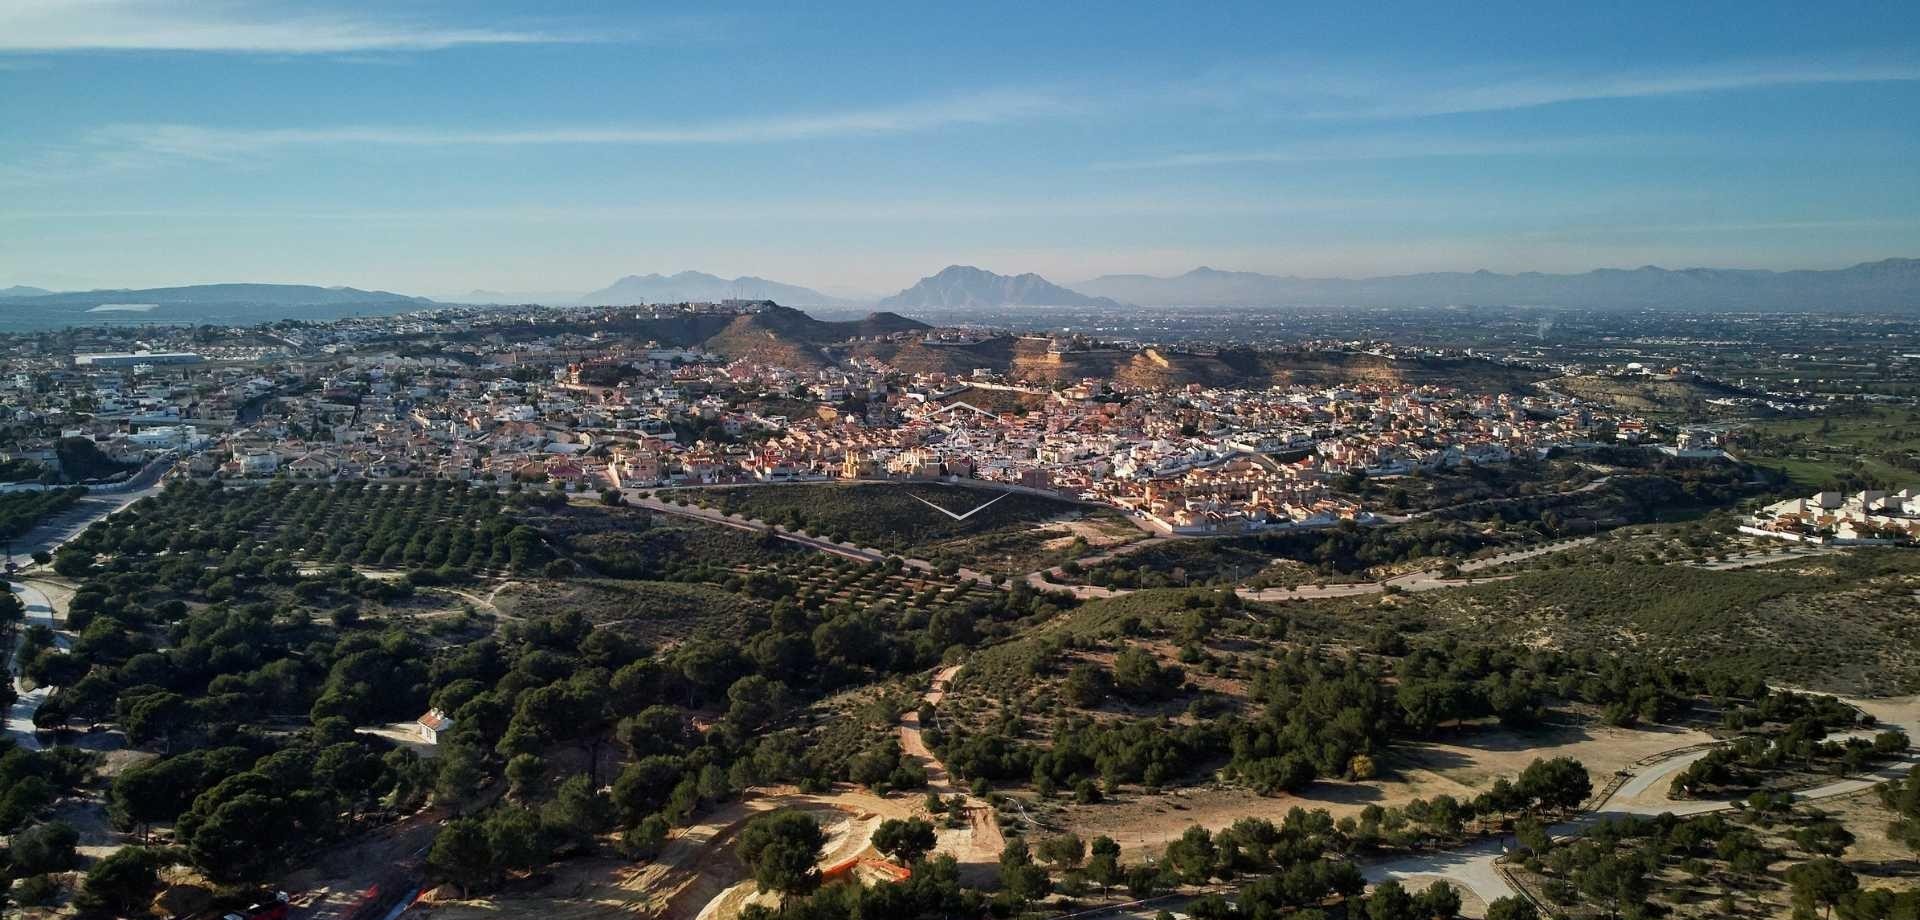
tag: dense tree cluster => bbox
[1516,802,1920,920]
[1880,765,1920,852]
[416,577,1071,894]
[0,486,85,543]
[0,739,93,833]
[1671,728,1907,799]
[54,438,139,483]
[942,631,1686,799]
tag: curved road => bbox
[5,581,65,750]
[1364,709,1920,913]
[3,469,167,750]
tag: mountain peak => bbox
[578,272,847,306]
[878,266,1125,309]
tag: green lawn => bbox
[1733,406,1920,490]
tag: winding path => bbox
[899,665,962,795]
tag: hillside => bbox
[1072,258,1920,311]
[686,306,929,367]
[842,335,1020,376]
[1378,551,1920,695]
[430,304,925,365]
[1548,374,1755,418]
[879,265,1125,309]
[851,336,1549,390]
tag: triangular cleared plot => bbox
[909,491,1010,521]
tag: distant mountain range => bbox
[454,271,850,308]
[1072,259,1920,311]
[879,265,1125,309]
[7,256,1918,332]
[0,283,433,330]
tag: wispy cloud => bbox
[0,0,574,53]
[1189,55,1920,119]
[1091,135,1644,170]
[79,90,1064,162]
[0,194,1420,224]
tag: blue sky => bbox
[2,0,1918,297]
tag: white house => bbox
[416,708,455,744]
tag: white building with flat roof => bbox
[74,352,204,368]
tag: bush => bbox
[11,821,81,875]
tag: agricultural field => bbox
[1068,521,1522,589]
[50,478,551,580]
[0,477,1073,916]
[1726,404,1920,491]
[680,482,1144,574]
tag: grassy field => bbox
[686,482,1142,574]
[1729,405,1920,491]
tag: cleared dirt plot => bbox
[420,789,935,920]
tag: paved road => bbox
[8,475,168,563]
[2,471,166,748]
[1695,545,1836,571]
[1363,715,1920,914]
[5,581,64,750]
[1373,476,1614,525]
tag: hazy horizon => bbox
[4,1,1918,294]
